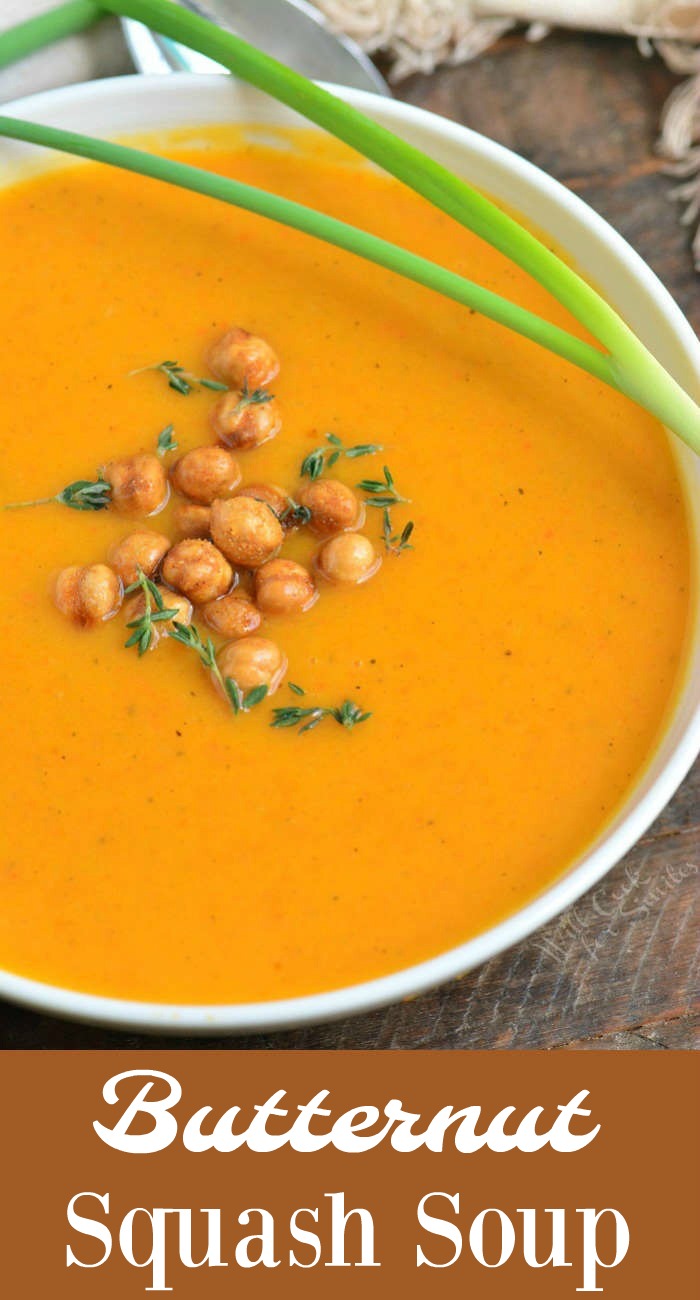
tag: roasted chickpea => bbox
[162,590,193,626]
[102,453,168,516]
[53,564,122,628]
[202,592,262,640]
[210,496,283,569]
[255,559,317,616]
[316,533,380,585]
[297,478,363,537]
[235,483,303,533]
[210,389,281,451]
[206,326,279,390]
[123,586,192,649]
[173,502,212,539]
[107,530,170,586]
[170,446,241,505]
[236,482,287,518]
[161,539,233,604]
[217,636,287,698]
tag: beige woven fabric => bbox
[315,2,700,76]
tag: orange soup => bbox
[0,131,692,1004]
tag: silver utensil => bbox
[122,0,390,95]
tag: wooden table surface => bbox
[2,29,698,1050]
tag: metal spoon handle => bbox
[122,0,390,93]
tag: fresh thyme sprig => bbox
[279,498,312,527]
[301,432,384,480]
[235,682,270,711]
[130,360,228,396]
[168,621,268,714]
[234,378,275,412]
[356,464,410,508]
[271,699,371,734]
[168,620,223,679]
[356,465,414,555]
[123,567,180,656]
[4,472,111,512]
[156,423,178,456]
[382,509,415,555]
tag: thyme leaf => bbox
[168,620,216,666]
[59,475,112,511]
[130,360,228,395]
[242,683,270,709]
[382,508,415,555]
[156,424,178,457]
[345,443,386,459]
[357,466,414,555]
[356,464,409,506]
[224,677,269,714]
[222,676,269,714]
[279,498,312,527]
[270,699,371,733]
[299,447,325,481]
[168,621,268,715]
[4,472,111,512]
[234,378,275,412]
[333,700,372,729]
[123,567,178,656]
[300,432,383,480]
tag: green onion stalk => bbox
[0,0,698,452]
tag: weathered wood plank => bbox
[558,1013,700,1050]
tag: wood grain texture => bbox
[1,30,698,1050]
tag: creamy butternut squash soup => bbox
[0,130,692,1004]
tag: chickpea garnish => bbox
[206,326,279,390]
[107,530,170,586]
[236,482,287,519]
[173,502,211,539]
[102,453,169,517]
[210,388,281,451]
[255,559,317,616]
[210,496,283,569]
[297,478,363,537]
[170,446,241,505]
[163,591,193,627]
[202,592,262,640]
[123,586,192,650]
[236,483,307,532]
[53,563,122,628]
[217,636,287,698]
[161,538,234,604]
[316,532,381,585]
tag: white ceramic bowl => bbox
[1,74,698,1032]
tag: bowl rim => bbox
[1,72,698,1034]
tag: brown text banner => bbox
[0,1050,697,1296]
